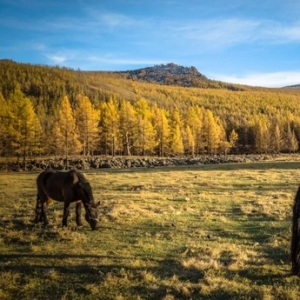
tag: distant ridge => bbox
[283,84,300,89]
[118,63,246,90]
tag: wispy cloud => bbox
[213,71,300,87]
[171,18,300,50]
[88,55,167,66]
[263,22,300,42]
[44,49,78,65]
[173,18,260,48]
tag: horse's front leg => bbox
[62,201,71,227]
[75,201,83,227]
[42,201,49,226]
[34,194,43,223]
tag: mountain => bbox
[118,63,248,91]
[120,63,207,85]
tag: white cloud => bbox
[171,18,300,50]
[212,71,300,88]
[263,22,300,41]
[87,55,167,66]
[173,18,260,48]
[43,49,78,65]
[45,55,67,64]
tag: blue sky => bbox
[1,0,300,87]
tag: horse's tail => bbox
[291,185,300,275]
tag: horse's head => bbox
[72,171,100,230]
[85,201,100,230]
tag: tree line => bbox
[1,60,300,162]
[1,84,299,163]
[0,85,240,160]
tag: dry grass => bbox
[0,161,300,299]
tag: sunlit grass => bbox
[0,161,300,299]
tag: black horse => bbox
[35,170,100,230]
[291,185,300,275]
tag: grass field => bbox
[0,161,300,299]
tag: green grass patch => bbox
[0,162,300,299]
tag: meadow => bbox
[0,161,300,299]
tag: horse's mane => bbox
[74,171,88,183]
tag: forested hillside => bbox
[1,59,300,162]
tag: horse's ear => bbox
[72,171,79,185]
[96,201,100,207]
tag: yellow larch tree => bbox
[0,93,14,158]
[7,85,43,166]
[134,98,156,155]
[54,95,82,161]
[170,107,184,155]
[74,95,100,156]
[119,100,137,156]
[100,97,120,156]
[203,109,220,154]
[152,105,170,157]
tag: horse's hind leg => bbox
[34,192,49,226]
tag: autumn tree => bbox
[99,97,120,156]
[270,123,284,153]
[119,100,137,156]
[252,114,270,153]
[229,129,239,153]
[152,105,170,156]
[169,107,184,155]
[74,95,100,156]
[7,85,43,167]
[0,93,13,158]
[184,106,203,156]
[134,98,156,155]
[203,109,220,154]
[54,95,81,164]
[286,123,299,153]
[183,125,195,156]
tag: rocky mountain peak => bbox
[120,63,208,87]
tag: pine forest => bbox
[1,59,300,163]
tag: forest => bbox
[1,59,300,162]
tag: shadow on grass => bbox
[0,252,204,300]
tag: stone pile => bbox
[0,155,272,172]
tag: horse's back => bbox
[37,170,66,202]
[37,170,80,203]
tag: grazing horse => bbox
[291,185,300,275]
[35,170,100,230]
